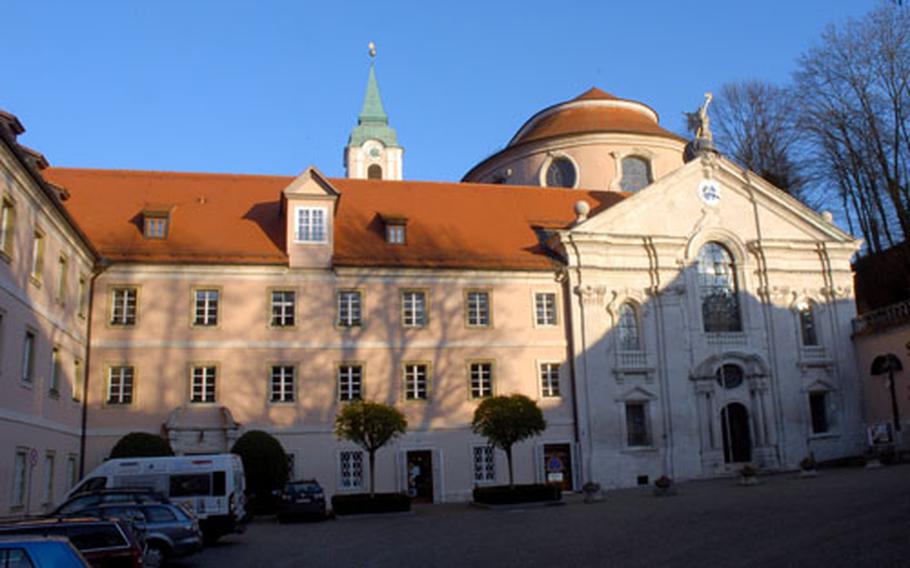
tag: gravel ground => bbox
[174,465,910,568]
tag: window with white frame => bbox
[469,362,493,399]
[466,291,491,327]
[12,448,27,508]
[809,391,830,434]
[66,455,78,490]
[193,289,219,327]
[191,366,216,403]
[49,346,61,395]
[295,207,327,243]
[337,290,362,327]
[535,293,557,326]
[73,359,84,402]
[144,214,169,239]
[404,363,429,401]
[77,275,88,318]
[30,230,44,282]
[386,223,406,244]
[270,290,296,327]
[21,331,35,384]
[42,452,55,504]
[338,364,363,401]
[56,256,68,305]
[107,365,134,404]
[110,287,137,326]
[625,402,651,447]
[540,362,560,398]
[618,302,641,351]
[339,450,364,490]
[0,196,15,257]
[472,445,496,483]
[401,291,427,327]
[799,304,819,346]
[270,365,295,403]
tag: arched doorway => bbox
[720,402,752,463]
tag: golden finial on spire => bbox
[368,42,376,58]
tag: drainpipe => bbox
[79,258,109,477]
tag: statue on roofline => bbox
[684,92,714,142]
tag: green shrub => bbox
[230,430,289,513]
[109,432,174,459]
[331,493,411,515]
[472,484,561,505]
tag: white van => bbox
[68,454,247,541]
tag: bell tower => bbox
[344,43,403,180]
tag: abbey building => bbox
[0,63,866,509]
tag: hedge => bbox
[472,484,562,505]
[331,493,412,515]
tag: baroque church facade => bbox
[0,63,865,509]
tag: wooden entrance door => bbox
[543,444,573,491]
[406,450,434,503]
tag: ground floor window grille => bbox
[339,451,364,490]
[12,449,27,507]
[473,446,496,483]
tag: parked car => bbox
[71,504,202,568]
[276,480,327,522]
[0,517,143,568]
[71,454,246,543]
[51,489,169,517]
[0,535,91,567]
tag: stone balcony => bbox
[852,298,910,335]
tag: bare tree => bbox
[793,4,910,252]
[712,81,809,202]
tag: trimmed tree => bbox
[109,432,174,458]
[471,394,547,488]
[334,401,407,497]
[230,430,289,509]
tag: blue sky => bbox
[4,1,873,182]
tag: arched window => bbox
[617,303,641,351]
[545,157,577,188]
[367,164,383,180]
[799,303,818,346]
[620,156,652,192]
[697,242,742,332]
[715,364,744,389]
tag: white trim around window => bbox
[294,206,328,244]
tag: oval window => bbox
[715,364,744,389]
[545,157,577,188]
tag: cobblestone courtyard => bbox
[179,465,910,568]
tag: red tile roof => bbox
[43,168,627,270]
[509,88,684,147]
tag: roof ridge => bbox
[46,167,294,180]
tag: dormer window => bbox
[143,212,169,239]
[381,214,408,245]
[295,206,327,243]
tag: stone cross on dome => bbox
[344,42,404,181]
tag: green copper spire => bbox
[348,63,400,148]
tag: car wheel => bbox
[144,543,168,568]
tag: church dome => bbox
[463,87,687,190]
[507,87,684,147]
